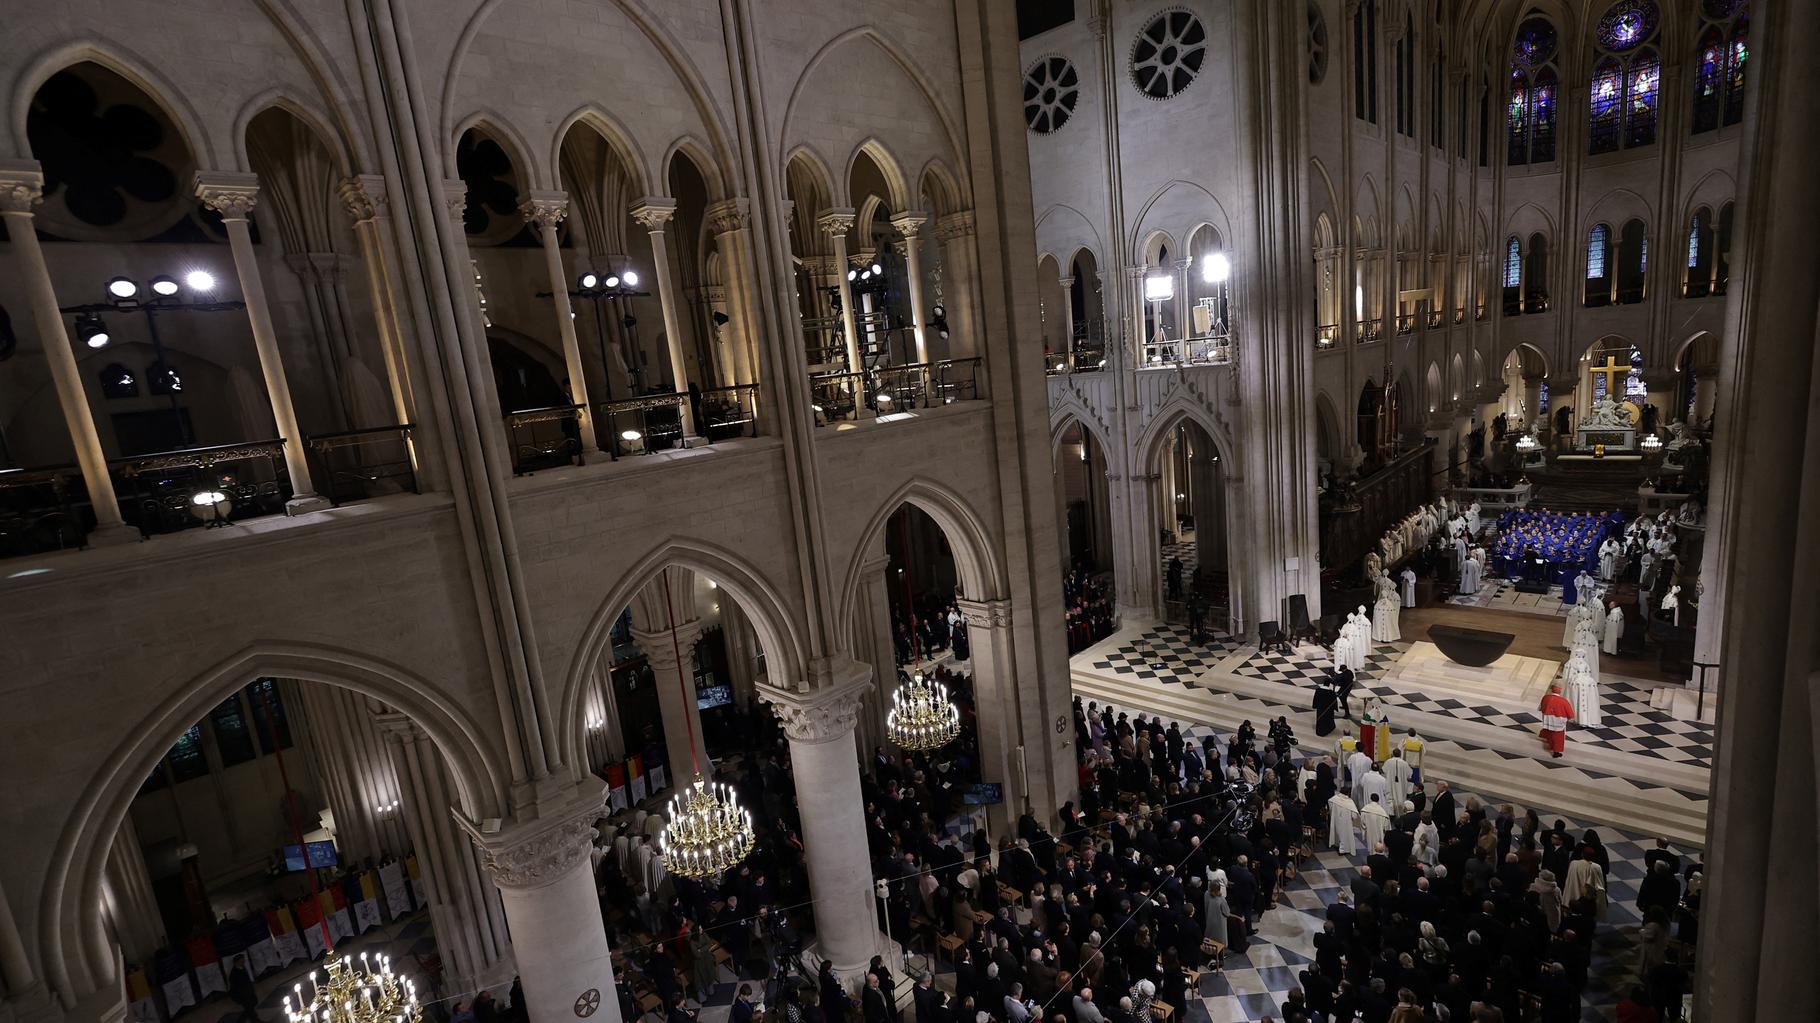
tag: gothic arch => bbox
[778,27,968,185]
[1049,409,1113,463]
[559,539,810,771]
[233,92,354,177]
[10,41,216,167]
[847,137,910,213]
[39,643,509,1002]
[1034,203,1105,267]
[552,104,652,198]
[916,157,966,216]
[1135,398,1239,478]
[836,478,1009,652]
[449,110,541,189]
[1580,186,1653,237]
[1129,179,1235,260]
[663,134,727,202]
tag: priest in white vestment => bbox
[1572,620,1603,683]
[1360,794,1392,851]
[1562,652,1602,727]
[1382,751,1414,810]
[1598,538,1621,579]
[1466,502,1482,536]
[1327,792,1359,854]
[1360,764,1390,810]
[1563,601,1596,647]
[1413,815,1440,866]
[1346,747,1374,806]
[1401,566,1417,608]
[1372,576,1401,643]
[1602,604,1624,654]
[1459,548,1484,595]
[1349,607,1372,668]
[1331,624,1353,672]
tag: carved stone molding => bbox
[0,162,45,214]
[954,596,1013,630]
[705,197,750,235]
[629,619,706,674]
[758,676,871,745]
[338,175,388,223]
[889,212,928,238]
[934,210,975,241]
[442,179,469,217]
[470,811,600,891]
[817,208,857,236]
[630,196,678,232]
[519,190,571,230]
[194,171,261,220]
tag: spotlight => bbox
[1144,274,1174,301]
[859,269,872,281]
[622,270,639,287]
[189,488,233,525]
[620,429,643,441]
[930,304,950,339]
[75,314,110,349]
[1201,252,1231,284]
[870,263,882,276]
[185,270,216,292]
[604,275,621,289]
[847,269,859,282]
[149,275,181,297]
[106,277,139,301]
[579,272,600,290]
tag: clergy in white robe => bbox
[1346,748,1374,806]
[1572,620,1603,680]
[1360,795,1392,851]
[1459,549,1484,595]
[1360,766,1390,810]
[1603,605,1624,654]
[1331,627,1353,672]
[1451,535,1468,576]
[1372,579,1401,643]
[1348,607,1372,668]
[1575,571,1598,605]
[1562,653,1602,728]
[1563,602,1595,647]
[1382,751,1414,810]
[1327,793,1359,854]
[1598,538,1621,579]
[1401,567,1418,608]
[1466,502,1482,536]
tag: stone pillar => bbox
[465,792,620,1023]
[379,716,514,997]
[631,567,709,784]
[818,210,862,376]
[102,819,165,964]
[583,663,624,771]
[1057,276,1077,367]
[521,191,599,451]
[1176,257,1194,344]
[631,198,697,437]
[758,675,880,979]
[705,199,762,391]
[853,551,897,759]
[889,213,932,364]
[194,172,328,513]
[1127,265,1151,356]
[0,163,134,545]
[935,211,981,358]
[954,597,1039,832]
[299,687,410,864]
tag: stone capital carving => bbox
[519,190,571,229]
[889,212,928,238]
[338,175,388,223]
[1126,265,1152,280]
[817,208,857,236]
[194,171,261,220]
[630,196,678,231]
[1058,275,1076,288]
[463,793,606,891]
[373,711,428,744]
[954,597,1013,630]
[934,210,975,241]
[780,198,795,228]
[630,618,706,673]
[758,675,872,745]
[705,197,750,235]
[442,179,469,217]
[0,161,46,214]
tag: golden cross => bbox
[1588,354,1629,396]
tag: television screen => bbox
[281,840,339,872]
[696,684,733,710]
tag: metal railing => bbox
[698,383,760,442]
[1396,313,1415,335]
[1357,317,1383,342]
[1139,335,1232,368]
[505,404,585,474]
[0,463,88,557]
[931,357,982,403]
[1426,309,1445,328]
[598,394,686,458]
[809,371,865,424]
[306,425,418,506]
[112,439,294,536]
[1315,324,1339,349]
[809,358,984,425]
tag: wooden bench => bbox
[637,993,663,1016]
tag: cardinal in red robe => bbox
[1539,683,1575,758]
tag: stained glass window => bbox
[1512,17,1557,67]
[1587,224,1609,279]
[1590,58,1623,154]
[1597,0,1659,52]
[1725,14,1749,126]
[247,678,293,751]
[1507,16,1559,166]
[167,724,209,783]
[1626,51,1660,147]
[210,695,257,767]
[1503,237,1522,288]
[1693,29,1723,132]
[1687,213,1703,268]
[1589,1,1662,154]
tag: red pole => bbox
[256,682,333,953]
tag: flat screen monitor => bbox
[281,840,339,872]
[696,684,733,710]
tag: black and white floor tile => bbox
[1086,624,1245,687]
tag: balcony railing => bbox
[809,358,984,425]
[699,384,760,442]
[1396,314,1415,335]
[112,440,294,535]
[1139,335,1232,368]
[1315,324,1339,349]
[1426,309,1445,329]
[1357,317,1383,342]
[598,394,685,458]
[306,425,418,506]
[0,463,88,557]
[505,404,585,475]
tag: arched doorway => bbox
[1149,417,1231,626]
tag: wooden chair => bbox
[998,882,1024,906]
[1258,620,1291,655]
[1150,1001,1174,1023]
[1200,937,1225,971]
[1181,966,1202,989]
[1287,595,1317,645]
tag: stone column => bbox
[465,791,620,1023]
[631,198,697,437]
[0,163,134,545]
[853,551,898,759]
[1176,257,1195,344]
[520,191,599,452]
[705,199,762,391]
[299,687,410,864]
[379,716,514,997]
[631,567,710,784]
[1056,275,1076,367]
[194,172,328,513]
[889,213,931,364]
[954,597,1023,833]
[818,210,862,379]
[1127,265,1151,356]
[758,675,880,979]
[935,211,981,358]
[102,818,166,964]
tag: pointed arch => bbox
[449,109,540,189]
[552,104,652,198]
[778,27,968,186]
[11,40,216,167]
[232,91,354,177]
[848,137,910,213]
[835,477,1009,652]
[916,156,964,217]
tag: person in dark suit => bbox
[730,986,756,1023]
[862,971,895,1023]
[666,992,698,1023]
[1431,782,1457,841]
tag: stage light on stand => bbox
[75,314,110,349]
[149,275,181,297]
[622,270,639,287]
[106,277,139,301]
[604,274,621,289]
[1201,252,1231,284]
[189,488,233,526]
[185,270,215,292]
[1145,274,1174,301]
[579,272,601,291]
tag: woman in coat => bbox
[1202,882,1230,953]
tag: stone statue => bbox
[1584,394,1633,429]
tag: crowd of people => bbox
[1490,509,1623,584]
[1064,569,1115,653]
[896,601,972,665]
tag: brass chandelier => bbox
[283,952,420,1023]
[654,571,756,880]
[887,671,961,752]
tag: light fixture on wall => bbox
[656,571,754,880]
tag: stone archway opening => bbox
[1053,419,1115,652]
[1150,417,1232,628]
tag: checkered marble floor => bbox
[1080,703,1700,1023]
[1086,623,1245,686]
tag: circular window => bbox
[1024,56,1080,134]
[1307,1,1329,85]
[1130,9,1208,101]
